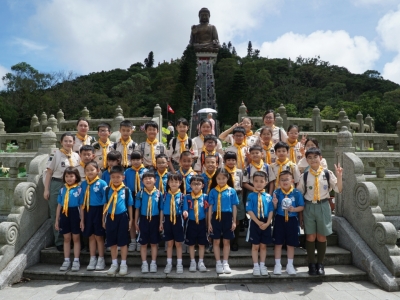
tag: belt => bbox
[305,198,329,204]
[51,177,63,182]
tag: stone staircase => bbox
[23,231,367,283]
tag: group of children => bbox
[44,110,342,277]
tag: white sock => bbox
[260,262,265,267]
[112,259,117,265]
[98,257,104,260]
[177,259,182,265]
[131,239,136,243]
[254,263,259,267]
[74,258,79,262]
[142,261,148,264]
[199,259,203,263]
[151,260,156,264]
[275,259,281,266]
[223,260,228,265]
[167,258,172,265]
[91,256,96,260]
[191,259,195,263]
[288,259,294,266]
[64,258,70,262]
[120,260,127,266]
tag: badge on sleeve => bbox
[61,162,66,167]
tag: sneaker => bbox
[308,263,317,276]
[87,257,97,271]
[273,264,282,275]
[128,241,137,252]
[216,262,224,274]
[286,264,296,275]
[59,261,71,271]
[95,257,105,270]
[136,243,141,251]
[223,262,231,274]
[141,262,149,273]
[107,264,119,275]
[253,264,261,276]
[198,261,207,272]
[119,264,128,276]
[150,262,157,273]
[189,261,197,272]
[316,263,325,276]
[164,263,172,274]
[260,265,268,276]
[71,261,80,272]
[176,264,183,274]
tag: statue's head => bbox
[198,7,210,23]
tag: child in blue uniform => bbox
[201,155,217,194]
[135,171,163,273]
[101,151,122,185]
[183,175,209,272]
[246,171,274,276]
[80,161,108,271]
[159,173,185,274]
[155,153,169,194]
[176,151,197,194]
[208,168,239,274]
[55,167,83,272]
[124,151,148,252]
[102,165,133,276]
[272,170,304,275]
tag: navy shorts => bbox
[59,207,81,235]
[185,219,208,246]
[163,215,184,242]
[210,212,234,240]
[246,217,272,245]
[273,214,299,247]
[105,212,129,247]
[138,215,160,245]
[82,206,105,237]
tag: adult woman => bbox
[73,118,95,153]
[256,110,287,144]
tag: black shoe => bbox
[316,263,325,275]
[56,245,63,252]
[231,243,239,251]
[308,263,317,276]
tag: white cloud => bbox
[257,30,380,74]
[382,54,400,84]
[12,37,47,52]
[0,65,10,90]
[29,0,282,73]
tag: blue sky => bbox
[1,0,400,87]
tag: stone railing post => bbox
[81,107,90,120]
[312,106,322,132]
[39,112,47,132]
[115,105,123,117]
[153,104,163,142]
[278,103,288,130]
[57,109,65,129]
[238,102,247,123]
[37,127,58,155]
[30,115,39,132]
[356,111,364,133]
[338,108,346,122]
[365,114,372,133]
[275,113,283,128]
[395,121,400,150]
[47,114,58,132]
[0,118,5,134]
[341,116,351,132]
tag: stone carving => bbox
[0,223,18,245]
[189,8,220,52]
[354,183,371,211]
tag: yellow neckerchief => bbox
[201,146,216,156]
[131,164,145,194]
[76,133,88,145]
[168,189,180,225]
[245,131,254,146]
[224,165,237,180]
[177,134,188,154]
[234,142,246,169]
[281,186,294,222]
[276,158,290,186]
[263,141,273,164]
[157,169,168,193]
[80,161,85,168]
[191,191,203,224]
[287,139,298,164]
[180,167,194,194]
[255,189,265,219]
[102,183,125,220]
[199,134,205,141]
[251,159,264,171]
[60,148,74,167]
[205,170,216,194]
[82,176,100,212]
[310,166,324,202]
[146,138,159,168]
[62,183,79,216]
[98,139,111,169]
[215,184,229,221]
[120,137,132,168]
[144,187,157,220]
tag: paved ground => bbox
[0,280,400,299]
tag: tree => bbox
[144,51,154,68]
[247,41,253,57]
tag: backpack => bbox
[171,137,192,153]
[303,169,330,196]
[113,142,136,151]
[247,163,269,182]
[105,186,130,212]
[200,151,220,171]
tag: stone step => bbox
[23,263,367,284]
[39,245,351,268]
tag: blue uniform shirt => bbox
[183,194,208,221]
[161,191,184,215]
[155,171,168,193]
[246,192,274,219]
[124,167,148,195]
[274,188,304,218]
[101,170,110,185]
[57,185,83,207]
[201,173,214,194]
[177,169,195,193]
[135,189,163,217]
[103,187,134,215]
[208,187,239,213]
[80,178,108,206]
